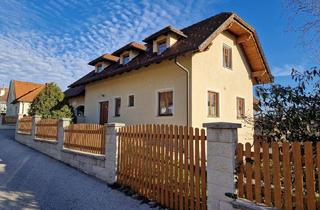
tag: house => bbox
[0,87,8,115]
[6,80,45,116]
[66,12,273,142]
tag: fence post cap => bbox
[105,122,125,127]
[203,122,241,129]
[59,118,71,121]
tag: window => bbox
[96,63,103,72]
[128,95,134,107]
[223,44,232,69]
[237,97,245,119]
[208,91,219,117]
[122,54,130,65]
[158,91,173,116]
[157,40,167,54]
[115,97,121,117]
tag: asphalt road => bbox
[0,130,152,210]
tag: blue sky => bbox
[0,0,315,90]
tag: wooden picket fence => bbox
[35,119,59,140]
[2,116,17,124]
[64,124,106,154]
[117,124,207,210]
[17,116,32,134]
[236,141,320,210]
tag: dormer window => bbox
[157,40,167,54]
[96,64,103,73]
[123,54,130,65]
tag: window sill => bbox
[207,115,219,118]
[158,114,173,117]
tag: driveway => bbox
[0,130,152,210]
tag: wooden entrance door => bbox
[99,101,109,125]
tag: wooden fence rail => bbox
[236,141,320,210]
[2,116,17,124]
[64,124,106,155]
[35,119,59,140]
[117,124,207,210]
[17,116,32,134]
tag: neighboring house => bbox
[0,88,9,115]
[6,80,45,116]
[64,85,85,123]
[66,12,273,142]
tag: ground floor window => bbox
[115,97,121,117]
[237,97,245,119]
[158,91,173,116]
[76,105,85,117]
[208,91,219,117]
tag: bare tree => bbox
[284,0,320,60]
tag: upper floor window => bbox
[128,95,135,107]
[237,97,245,119]
[223,44,232,69]
[115,97,121,117]
[157,40,167,54]
[122,54,130,65]
[208,91,219,117]
[158,91,173,116]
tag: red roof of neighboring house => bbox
[11,80,45,103]
[0,88,8,103]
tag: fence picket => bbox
[245,143,253,201]
[253,142,261,203]
[283,142,292,210]
[236,143,244,198]
[271,142,281,209]
[304,142,316,210]
[262,142,271,205]
[292,142,303,210]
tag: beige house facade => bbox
[66,12,272,143]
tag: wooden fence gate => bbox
[117,124,207,210]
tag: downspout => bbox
[174,57,190,127]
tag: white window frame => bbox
[236,96,245,119]
[128,94,135,108]
[207,90,220,118]
[222,43,232,70]
[157,39,167,55]
[155,88,174,118]
[114,96,121,117]
[122,53,130,65]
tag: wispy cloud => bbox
[0,0,218,90]
[272,64,306,77]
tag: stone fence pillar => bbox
[57,118,71,151]
[31,115,41,139]
[203,122,241,210]
[105,123,125,185]
[15,114,23,131]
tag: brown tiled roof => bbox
[143,25,187,43]
[88,54,119,66]
[0,88,8,103]
[112,42,147,56]
[12,80,45,103]
[69,12,272,88]
[64,85,85,99]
